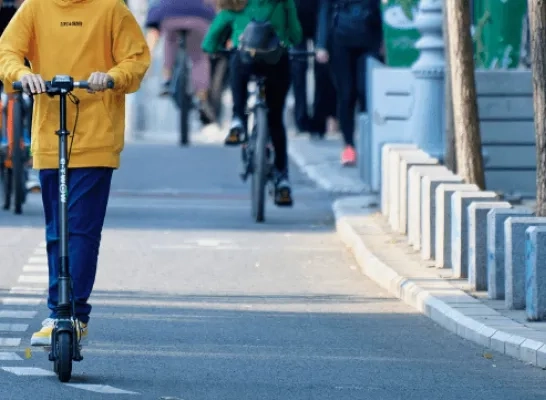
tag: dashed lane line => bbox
[0,352,22,361]
[26,256,48,264]
[17,276,48,284]
[1,367,54,376]
[0,311,37,319]
[9,287,46,295]
[0,297,42,306]
[0,338,21,346]
[1,367,141,394]
[0,324,28,332]
[1,243,141,395]
[22,265,48,273]
[66,384,139,395]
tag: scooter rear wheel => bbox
[55,332,72,382]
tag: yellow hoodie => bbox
[0,0,151,169]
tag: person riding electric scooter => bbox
[0,0,150,347]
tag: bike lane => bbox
[0,139,546,399]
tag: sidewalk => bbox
[289,137,546,368]
[288,134,370,194]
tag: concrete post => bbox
[410,0,445,160]
[525,226,546,321]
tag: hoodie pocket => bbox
[35,92,114,155]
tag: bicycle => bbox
[219,48,315,223]
[0,88,35,214]
[13,75,114,383]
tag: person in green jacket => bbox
[202,0,302,207]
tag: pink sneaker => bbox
[341,146,357,166]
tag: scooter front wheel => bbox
[55,331,72,382]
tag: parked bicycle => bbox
[0,88,37,214]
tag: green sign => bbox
[472,0,528,69]
[380,0,421,67]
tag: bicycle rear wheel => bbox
[251,106,268,223]
[176,50,191,146]
[209,57,228,121]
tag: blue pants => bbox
[330,43,369,147]
[40,167,113,324]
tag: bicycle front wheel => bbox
[251,106,268,223]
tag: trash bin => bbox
[380,0,421,67]
[472,0,528,69]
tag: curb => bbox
[332,196,546,368]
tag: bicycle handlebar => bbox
[288,50,316,58]
[215,48,316,59]
[12,77,114,93]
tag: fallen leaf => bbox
[483,352,493,359]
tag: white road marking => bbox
[0,310,37,319]
[38,241,46,248]
[151,244,340,252]
[1,367,55,376]
[27,256,48,264]
[33,248,47,256]
[66,384,139,395]
[0,297,41,306]
[9,287,46,295]
[0,352,22,361]
[23,265,48,273]
[152,244,238,250]
[0,338,21,346]
[18,276,48,284]
[107,201,248,211]
[195,239,227,247]
[0,323,28,332]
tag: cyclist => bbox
[0,0,150,346]
[145,0,217,123]
[202,0,302,206]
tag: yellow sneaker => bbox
[30,318,88,347]
[30,318,55,347]
[76,320,88,343]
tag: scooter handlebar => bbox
[12,79,114,92]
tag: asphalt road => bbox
[1,134,546,399]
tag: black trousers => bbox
[330,43,370,147]
[230,51,291,172]
[290,40,337,134]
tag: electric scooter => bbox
[13,75,114,383]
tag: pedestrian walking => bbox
[290,0,337,139]
[316,0,383,166]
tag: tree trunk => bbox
[529,0,546,216]
[443,2,456,173]
[446,0,486,189]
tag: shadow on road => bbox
[5,289,546,399]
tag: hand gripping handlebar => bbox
[12,75,114,93]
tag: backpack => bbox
[238,1,287,65]
[332,0,382,49]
